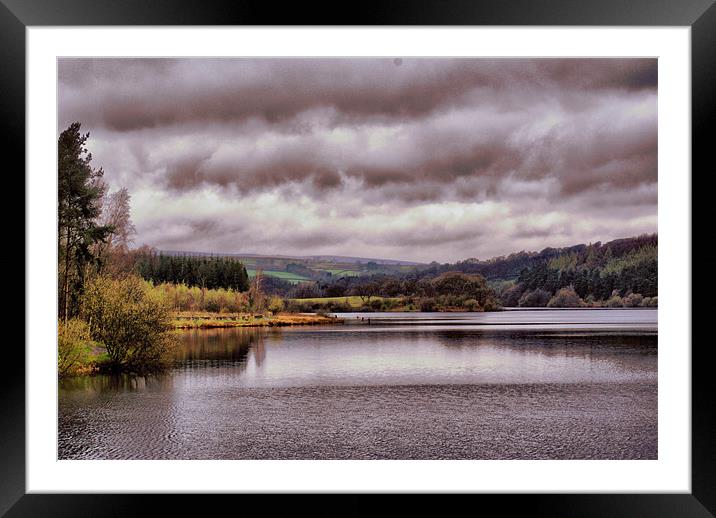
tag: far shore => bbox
[171,305,658,329]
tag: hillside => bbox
[297,234,658,308]
[158,250,421,284]
[144,234,657,308]
[430,234,657,282]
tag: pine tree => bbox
[58,122,113,320]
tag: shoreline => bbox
[171,311,343,329]
[171,306,657,329]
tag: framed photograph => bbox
[8,0,712,514]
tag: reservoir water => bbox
[58,309,657,459]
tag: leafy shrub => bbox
[641,296,658,307]
[267,296,285,314]
[605,295,624,308]
[380,298,402,311]
[482,297,502,312]
[623,293,644,307]
[499,283,524,307]
[518,289,552,307]
[58,319,99,377]
[547,286,583,308]
[82,275,177,374]
[463,299,481,311]
[204,297,222,312]
[420,298,436,312]
[150,282,250,312]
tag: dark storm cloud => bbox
[534,59,657,90]
[58,58,657,261]
[59,58,656,131]
[163,137,342,192]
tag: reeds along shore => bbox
[171,311,343,329]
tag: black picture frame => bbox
[6,0,711,515]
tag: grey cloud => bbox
[367,225,484,248]
[59,58,656,132]
[60,59,657,202]
[59,58,657,261]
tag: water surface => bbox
[59,309,657,460]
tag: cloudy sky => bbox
[58,58,657,263]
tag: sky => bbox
[58,58,657,263]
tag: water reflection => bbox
[172,325,656,387]
[336,308,657,327]
[173,327,260,364]
[59,371,174,394]
[60,321,658,394]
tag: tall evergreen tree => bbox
[58,122,113,319]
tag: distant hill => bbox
[302,255,422,266]
[156,234,657,302]
[299,233,658,307]
[438,234,658,282]
[159,250,422,266]
[156,250,422,285]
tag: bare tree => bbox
[102,187,136,250]
[352,280,380,304]
[248,269,265,311]
[95,187,136,272]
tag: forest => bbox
[253,234,658,311]
[135,254,250,292]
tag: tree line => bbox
[499,242,657,307]
[260,235,658,309]
[285,271,501,312]
[135,253,250,292]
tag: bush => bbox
[82,275,177,374]
[547,286,583,308]
[420,298,436,312]
[204,296,222,312]
[499,283,524,307]
[150,282,250,312]
[380,298,402,311]
[370,299,384,311]
[641,296,658,307]
[58,319,99,377]
[463,298,481,311]
[267,296,285,314]
[623,293,644,307]
[605,295,624,308]
[482,297,502,311]
[518,289,551,307]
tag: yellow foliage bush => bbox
[58,318,99,377]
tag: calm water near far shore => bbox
[59,308,657,460]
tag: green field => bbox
[246,268,312,284]
[324,269,362,277]
[233,254,421,285]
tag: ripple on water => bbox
[59,382,657,460]
[59,319,657,460]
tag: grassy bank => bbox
[171,311,343,328]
